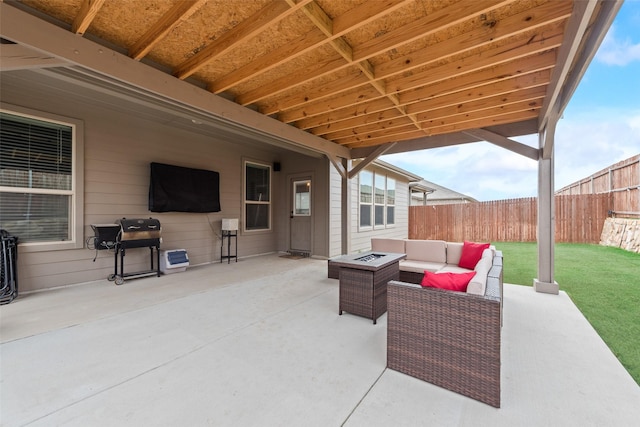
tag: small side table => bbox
[331,252,405,324]
[221,230,237,263]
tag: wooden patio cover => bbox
[0,0,621,164]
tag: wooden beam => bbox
[337,124,419,146]
[348,143,397,178]
[406,71,551,115]
[541,110,559,160]
[0,3,349,161]
[416,86,546,121]
[399,51,557,104]
[208,29,327,93]
[311,108,404,136]
[538,0,597,132]
[376,3,570,80]
[354,0,514,61]
[419,98,543,130]
[326,86,545,140]
[364,119,539,157]
[260,67,371,116]
[207,0,402,95]
[324,116,414,141]
[173,0,311,80]
[346,110,539,149]
[352,133,478,158]
[129,0,208,61]
[0,43,69,71]
[391,34,563,94]
[346,130,428,149]
[425,110,540,139]
[236,0,409,106]
[71,0,106,35]
[291,0,422,133]
[326,154,347,179]
[281,50,555,126]
[296,69,550,133]
[262,25,562,117]
[237,54,345,106]
[332,0,412,35]
[279,85,388,123]
[539,0,623,133]
[463,128,539,160]
[257,3,568,116]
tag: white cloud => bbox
[555,109,640,189]
[596,25,640,66]
[382,111,639,202]
[382,141,539,201]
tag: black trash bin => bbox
[0,229,18,305]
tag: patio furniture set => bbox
[328,239,503,408]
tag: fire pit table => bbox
[331,251,406,324]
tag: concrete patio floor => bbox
[1,254,639,426]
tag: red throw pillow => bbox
[420,271,476,292]
[458,240,490,269]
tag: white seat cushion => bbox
[400,260,446,273]
[404,239,447,263]
[439,264,473,274]
[446,242,464,265]
[371,238,406,254]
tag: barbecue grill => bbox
[108,218,161,285]
[117,218,161,248]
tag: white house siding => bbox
[328,163,343,257]
[339,164,411,255]
[1,71,330,292]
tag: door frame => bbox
[287,172,314,256]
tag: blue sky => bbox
[382,1,640,201]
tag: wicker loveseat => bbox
[386,249,503,408]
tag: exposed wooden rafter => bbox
[129,0,208,61]
[71,0,106,35]
[173,0,313,80]
[1,0,616,160]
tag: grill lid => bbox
[117,218,161,241]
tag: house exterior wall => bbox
[331,164,411,255]
[274,150,330,258]
[1,71,330,292]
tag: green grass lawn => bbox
[496,242,640,385]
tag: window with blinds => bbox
[0,111,74,243]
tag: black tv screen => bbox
[149,162,221,213]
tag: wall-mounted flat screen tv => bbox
[149,162,221,213]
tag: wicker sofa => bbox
[371,238,497,296]
[385,243,503,408]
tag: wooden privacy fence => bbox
[409,193,612,243]
[556,154,639,213]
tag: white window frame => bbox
[0,103,84,252]
[243,160,271,232]
[292,179,311,217]
[358,170,395,231]
[358,170,373,229]
[386,178,396,226]
[374,173,386,229]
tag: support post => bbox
[534,131,559,294]
[341,157,351,255]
